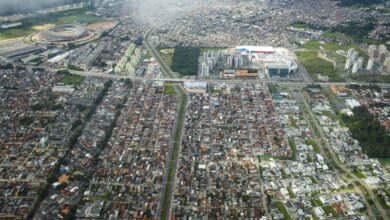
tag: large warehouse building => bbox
[235,46,275,54]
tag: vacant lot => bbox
[60,74,85,85]
[296,51,343,82]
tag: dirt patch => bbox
[32,23,56,30]
[87,21,117,31]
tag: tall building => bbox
[379,51,387,62]
[345,59,352,70]
[267,63,290,77]
[199,50,224,76]
[352,61,359,73]
[227,56,234,67]
[368,45,379,59]
[201,62,209,76]
[367,58,374,70]
[384,56,390,66]
[347,48,358,61]
[357,57,364,69]
[347,48,355,58]
[379,44,387,53]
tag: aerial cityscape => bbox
[0,0,390,219]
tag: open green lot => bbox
[0,9,109,41]
[303,40,368,67]
[161,87,188,220]
[350,74,390,83]
[0,28,36,41]
[353,170,367,179]
[322,32,354,41]
[290,21,322,30]
[158,48,174,68]
[305,139,320,153]
[163,84,176,95]
[303,40,366,56]
[296,51,343,82]
[60,74,85,85]
[200,47,228,54]
[288,138,297,159]
[275,201,292,220]
[322,205,338,217]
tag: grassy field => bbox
[312,199,324,207]
[378,158,390,165]
[322,205,338,217]
[200,47,228,54]
[158,48,174,68]
[292,23,307,29]
[161,87,188,220]
[164,84,176,95]
[290,21,320,30]
[353,170,367,179]
[0,9,108,41]
[323,32,354,41]
[60,74,85,85]
[288,188,297,198]
[288,138,297,159]
[296,51,343,82]
[275,201,292,220]
[350,74,390,83]
[303,40,368,64]
[51,13,107,26]
[0,27,36,41]
[305,139,320,154]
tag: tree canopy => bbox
[342,106,390,158]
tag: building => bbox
[52,85,75,93]
[347,48,359,61]
[352,61,359,73]
[234,69,258,78]
[384,56,390,66]
[367,58,374,70]
[345,59,352,70]
[330,85,348,97]
[184,82,207,93]
[379,51,387,62]
[368,45,379,59]
[357,57,364,69]
[220,69,235,78]
[266,63,290,77]
[199,50,223,76]
[347,48,356,58]
[0,45,45,59]
[379,45,387,53]
[201,62,210,76]
[235,46,275,54]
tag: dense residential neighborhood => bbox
[0,0,390,219]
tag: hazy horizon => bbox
[0,0,82,16]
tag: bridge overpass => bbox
[66,69,390,88]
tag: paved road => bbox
[239,90,272,219]
[62,68,390,88]
[296,91,389,220]
[143,28,188,220]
